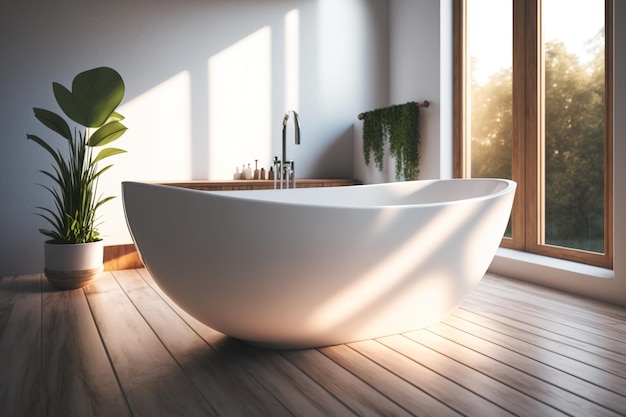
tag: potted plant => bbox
[26,66,128,289]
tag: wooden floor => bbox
[1,269,625,417]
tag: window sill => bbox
[489,247,614,281]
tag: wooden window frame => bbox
[453,0,613,269]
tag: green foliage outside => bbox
[470,40,605,253]
[27,67,128,244]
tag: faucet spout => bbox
[287,110,301,145]
[282,110,301,160]
[278,110,301,189]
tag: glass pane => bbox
[542,0,605,253]
[467,0,513,235]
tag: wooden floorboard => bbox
[416,326,622,417]
[41,279,131,417]
[1,269,625,417]
[439,314,626,395]
[112,269,291,417]
[281,348,414,417]
[348,338,515,417]
[84,272,218,417]
[384,332,567,417]
[474,278,626,340]
[0,275,42,417]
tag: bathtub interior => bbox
[207,178,513,208]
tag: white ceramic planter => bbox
[44,240,104,290]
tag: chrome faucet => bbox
[274,110,301,189]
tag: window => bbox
[454,0,613,268]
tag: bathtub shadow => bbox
[173,335,303,415]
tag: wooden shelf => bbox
[157,178,361,191]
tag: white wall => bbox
[0,0,389,275]
[353,0,453,183]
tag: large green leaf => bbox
[53,67,125,128]
[92,148,126,165]
[33,108,72,140]
[88,121,128,146]
[106,111,125,122]
[52,83,81,127]
[95,195,116,211]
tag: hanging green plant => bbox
[362,101,421,181]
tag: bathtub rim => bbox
[122,178,516,210]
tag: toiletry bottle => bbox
[246,163,253,180]
[254,160,259,180]
[268,166,274,180]
[260,167,266,180]
[234,166,241,180]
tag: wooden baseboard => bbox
[104,244,143,271]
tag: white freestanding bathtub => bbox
[122,179,516,349]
